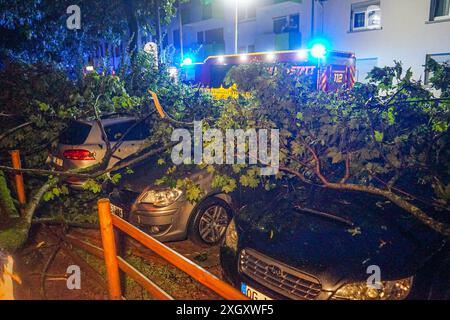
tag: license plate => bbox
[241,283,273,300]
[51,156,64,167]
[110,203,124,218]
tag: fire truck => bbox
[180,46,356,99]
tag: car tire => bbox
[188,197,233,247]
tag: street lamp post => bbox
[234,0,238,54]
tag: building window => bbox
[181,8,191,24]
[425,53,450,84]
[239,5,256,21]
[356,58,378,83]
[205,28,224,44]
[273,14,299,34]
[197,31,204,44]
[202,3,212,20]
[173,30,181,49]
[430,0,450,20]
[351,1,381,31]
[162,34,168,49]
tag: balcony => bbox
[275,31,302,51]
[273,0,302,3]
[182,4,224,26]
[184,43,225,61]
[201,43,225,59]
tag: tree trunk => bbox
[0,180,54,253]
[122,0,139,63]
[0,170,18,224]
[155,0,162,55]
[325,182,450,237]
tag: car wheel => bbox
[188,197,232,246]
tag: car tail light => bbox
[63,149,95,160]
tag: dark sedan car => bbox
[220,187,450,300]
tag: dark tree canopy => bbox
[0,0,178,74]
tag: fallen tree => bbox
[172,60,450,236]
[0,54,219,253]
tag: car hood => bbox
[237,194,445,290]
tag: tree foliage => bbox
[175,61,450,235]
[0,0,179,74]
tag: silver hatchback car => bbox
[48,115,150,188]
[107,157,234,247]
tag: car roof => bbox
[77,116,139,126]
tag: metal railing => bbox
[93,198,248,300]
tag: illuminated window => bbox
[430,0,450,20]
[351,1,381,31]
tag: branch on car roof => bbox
[92,94,112,171]
[0,141,177,180]
[109,110,156,156]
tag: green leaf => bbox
[374,130,384,142]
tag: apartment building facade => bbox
[165,0,312,59]
[317,0,450,83]
[165,0,450,83]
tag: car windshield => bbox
[59,121,92,145]
[104,120,151,141]
[236,186,444,244]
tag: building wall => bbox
[165,0,450,83]
[166,0,307,60]
[317,0,450,82]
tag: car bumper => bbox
[220,245,337,300]
[129,200,194,242]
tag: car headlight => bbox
[224,218,238,252]
[138,188,183,207]
[333,276,413,300]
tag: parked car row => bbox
[49,117,450,300]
